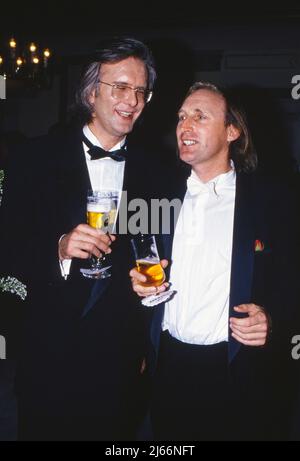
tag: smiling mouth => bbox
[182,139,197,146]
[116,110,134,119]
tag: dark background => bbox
[1,4,300,174]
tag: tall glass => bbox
[80,190,118,279]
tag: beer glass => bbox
[80,190,118,279]
[131,234,177,307]
[131,234,166,287]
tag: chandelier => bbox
[0,37,53,94]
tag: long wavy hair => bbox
[186,82,257,173]
[75,37,156,124]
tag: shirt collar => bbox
[83,124,126,151]
[187,161,236,196]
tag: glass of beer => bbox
[131,234,166,288]
[80,190,118,279]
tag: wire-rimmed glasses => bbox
[97,80,153,104]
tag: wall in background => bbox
[1,18,300,170]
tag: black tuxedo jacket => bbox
[0,125,155,440]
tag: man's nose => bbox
[125,88,139,106]
[181,116,194,130]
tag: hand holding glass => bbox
[131,234,166,287]
[80,190,118,279]
[131,235,175,306]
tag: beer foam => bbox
[87,201,111,212]
[136,257,160,265]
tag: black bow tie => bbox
[82,133,126,162]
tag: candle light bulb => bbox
[43,49,50,58]
[9,38,17,48]
[33,57,39,64]
[0,56,3,65]
[29,43,37,53]
[16,57,23,66]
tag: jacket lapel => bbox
[161,173,188,277]
[229,173,255,363]
[57,129,91,230]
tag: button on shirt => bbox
[60,125,126,278]
[162,166,236,345]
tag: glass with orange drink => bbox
[131,234,166,288]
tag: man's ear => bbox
[89,90,95,106]
[227,124,240,143]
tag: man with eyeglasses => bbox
[0,37,156,440]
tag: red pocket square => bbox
[254,239,265,252]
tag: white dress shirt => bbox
[60,125,126,278]
[162,165,236,345]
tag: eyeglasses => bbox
[97,80,153,104]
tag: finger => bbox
[133,283,165,296]
[76,241,103,259]
[134,282,169,297]
[75,225,114,246]
[77,223,107,236]
[154,283,168,294]
[71,232,112,255]
[230,327,267,341]
[64,240,103,259]
[60,238,95,259]
[230,313,266,328]
[231,332,267,346]
[95,239,112,254]
[96,233,116,246]
[132,283,157,295]
[67,224,108,242]
[229,322,267,335]
[160,259,169,269]
[65,244,98,260]
[234,304,264,316]
[68,229,103,246]
[129,268,139,278]
[230,316,256,328]
[132,285,154,297]
[149,283,168,295]
[60,228,107,258]
[106,233,117,243]
[129,268,147,283]
[234,303,254,310]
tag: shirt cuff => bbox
[58,234,72,280]
[59,259,72,280]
